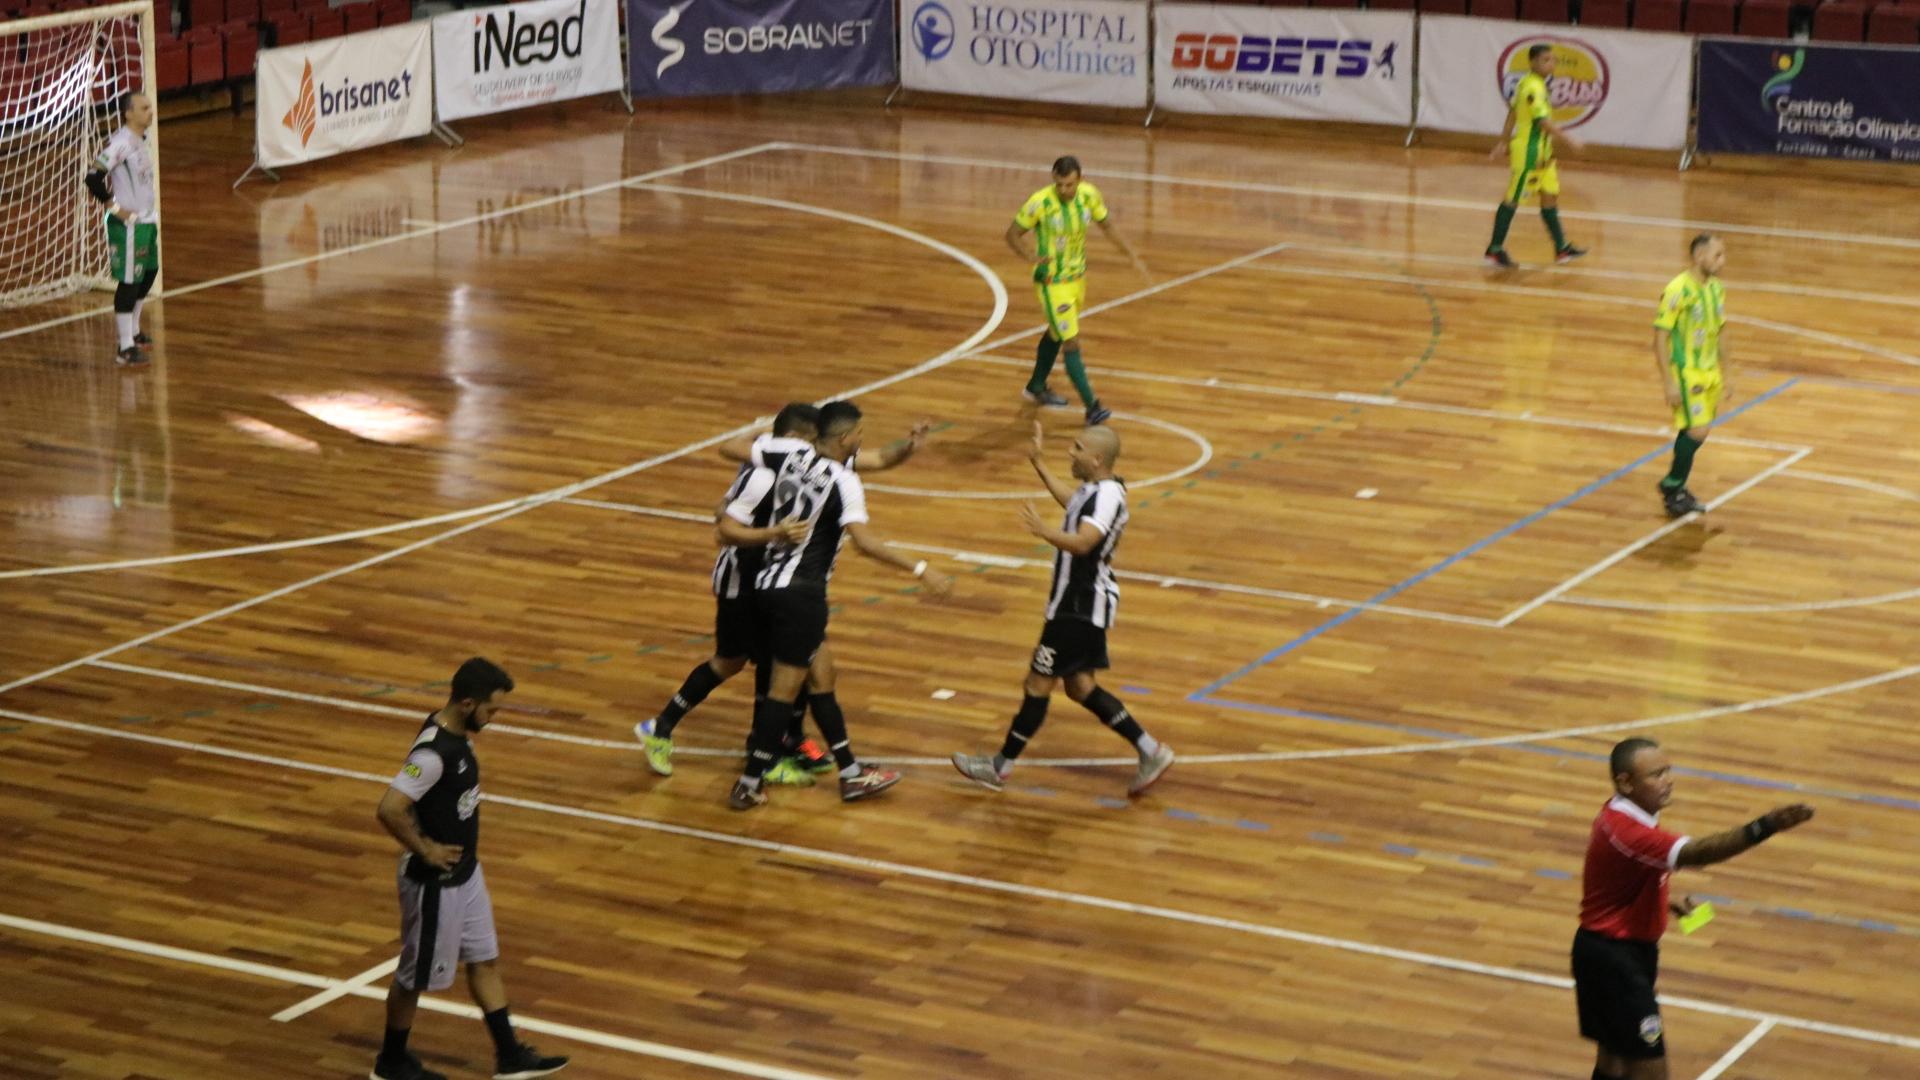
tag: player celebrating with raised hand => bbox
[1005,156,1149,426]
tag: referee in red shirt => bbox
[1575,737,1813,1080]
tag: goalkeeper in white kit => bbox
[84,92,158,366]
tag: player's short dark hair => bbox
[450,657,513,705]
[816,401,862,439]
[1528,44,1553,61]
[1609,737,1660,779]
[118,91,140,115]
[1052,155,1082,178]
[1690,232,1719,256]
[772,402,819,438]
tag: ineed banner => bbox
[1153,5,1412,125]
[1416,15,1691,151]
[901,0,1148,108]
[1698,40,1920,163]
[256,24,435,169]
[432,0,625,122]
[627,0,893,98]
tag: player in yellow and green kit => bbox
[1004,155,1148,426]
[1485,44,1586,269]
[1653,233,1731,518]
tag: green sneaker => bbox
[634,719,673,777]
[764,758,817,786]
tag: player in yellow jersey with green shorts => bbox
[1004,155,1148,426]
[1652,233,1731,518]
[1485,44,1587,269]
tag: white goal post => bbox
[0,0,159,308]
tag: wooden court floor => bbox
[3,96,1920,1078]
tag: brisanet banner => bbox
[1416,15,1691,150]
[257,24,435,168]
[432,0,625,121]
[1153,5,1412,125]
[627,0,893,98]
[901,0,1148,108]
[1698,40,1920,163]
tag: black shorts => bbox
[713,593,760,662]
[755,587,829,669]
[1571,928,1665,1060]
[1031,618,1109,678]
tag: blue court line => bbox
[1189,378,1799,703]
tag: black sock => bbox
[482,1007,516,1057]
[744,697,790,780]
[1082,687,1148,747]
[998,694,1050,762]
[1592,1069,1626,1080]
[786,697,809,749]
[807,692,856,770]
[655,661,726,737]
[1663,431,1701,490]
[1542,207,1568,250]
[380,1026,410,1062]
[1028,336,1061,392]
[751,659,771,701]
[113,280,138,314]
[1487,202,1517,252]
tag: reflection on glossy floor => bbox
[4,97,1920,1078]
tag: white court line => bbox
[0,142,786,345]
[864,411,1214,499]
[963,354,1810,454]
[4,705,1917,1054]
[0,185,1014,697]
[1696,1018,1778,1080]
[770,141,1920,252]
[1281,242,1920,310]
[271,957,396,1022]
[561,498,710,522]
[1251,262,1920,370]
[0,913,834,1080]
[1496,448,1812,626]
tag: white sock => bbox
[1136,733,1161,757]
[132,299,145,331]
[839,763,860,780]
[115,313,135,349]
[992,754,1012,776]
[738,775,762,791]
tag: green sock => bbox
[1487,203,1517,252]
[1662,431,1699,489]
[1063,345,1096,408]
[1028,336,1061,392]
[1542,207,1567,250]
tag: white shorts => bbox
[394,860,499,991]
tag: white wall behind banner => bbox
[1416,16,1690,150]
[432,0,623,122]
[901,0,1148,108]
[256,24,435,169]
[1154,5,1413,125]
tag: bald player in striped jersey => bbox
[952,421,1173,797]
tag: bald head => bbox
[1082,425,1120,466]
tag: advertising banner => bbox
[627,0,894,98]
[432,0,625,122]
[256,24,435,169]
[1416,15,1691,150]
[1153,5,1412,125]
[901,0,1148,108]
[1697,39,1920,163]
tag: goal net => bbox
[0,1,157,308]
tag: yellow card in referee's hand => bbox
[1678,902,1717,935]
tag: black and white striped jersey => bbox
[1045,478,1129,628]
[710,435,813,599]
[731,449,869,593]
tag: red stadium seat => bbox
[222,23,256,76]
[270,7,306,42]
[226,0,258,21]
[1737,0,1791,35]
[187,34,221,83]
[1867,4,1920,40]
[1685,0,1736,32]
[1419,0,1469,12]
[308,7,343,36]
[376,0,407,23]
[294,0,328,11]
[261,0,292,14]
[1813,0,1869,39]
[1632,0,1683,29]
[156,38,189,91]
[1368,0,1417,8]
[188,0,218,25]
[1521,0,1570,20]
[1581,0,1630,25]
[341,1,373,31]
[1472,0,1519,17]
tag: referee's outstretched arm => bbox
[1675,804,1814,868]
